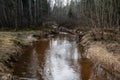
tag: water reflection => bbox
[79,58,92,80]
[13,34,118,80]
[44,37,80,80]
[35,38,50,80]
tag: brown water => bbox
[13,34,119,80]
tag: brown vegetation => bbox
[0,31,44,80]
[80,29,120,78]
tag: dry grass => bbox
[87,43,120,77]
[80,29,120,78]
[0,31,42,57]
[0,31,44,80]
[0,33,16,53]
[81,29,120,44]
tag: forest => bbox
[0,0,120,80]
[0,0,119,31]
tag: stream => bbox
[13,34,118,80]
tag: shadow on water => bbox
[13,34,119,80]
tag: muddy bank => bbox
[80,30,120,78]
[0,31,48,80]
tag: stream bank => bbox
[12,33,119,80]
[0,31,49,80]
[80,30,120,79]
[0,29,120,80]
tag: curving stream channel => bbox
[13,34,118,80]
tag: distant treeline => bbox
[0,0,50,30]
[0,0,120,31]
[51,0,120,30]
